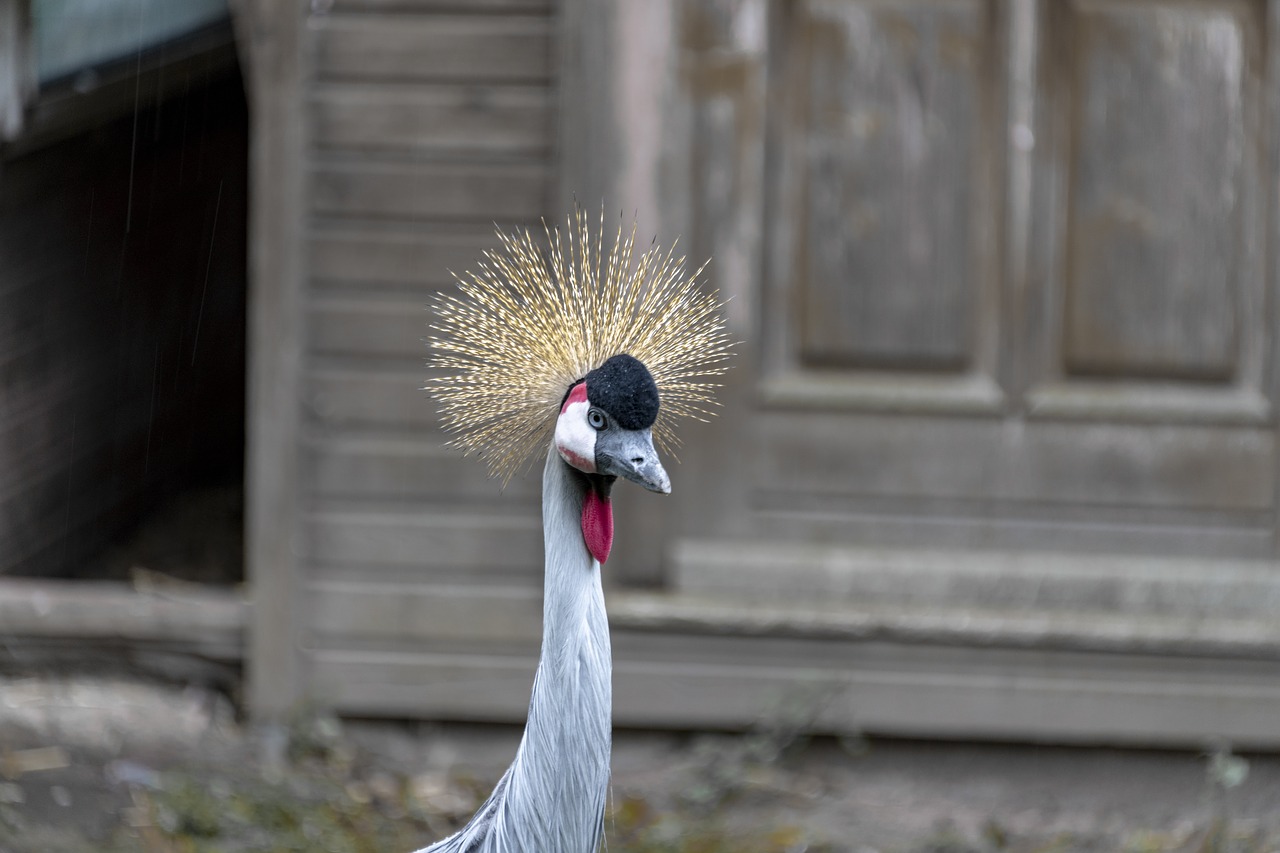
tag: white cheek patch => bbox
[555,399,598,473]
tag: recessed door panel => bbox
[797,0,991,371]
[1063,1,1254,381]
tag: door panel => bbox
[674,0,1277,578]
[767,0,1002,409]
[1027,0,1270,430]
[1062,1,1255,382]
[798,0,990,370]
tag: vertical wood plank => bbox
[235,0,309,724]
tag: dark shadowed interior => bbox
[0,59,247,583]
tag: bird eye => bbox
[587,408,606,430]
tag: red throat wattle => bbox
[581,488,613,564]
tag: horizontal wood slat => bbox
[306,509,540,571]
[309,224,502,288]
[314,650,536,718]
[309,582,541,644]
[312,161,548,222]
[307,436,538,502]
[312,85,551,156]
[310,296,431,359]
[311,626,1280,746]
[314,16,552,83]
[0,580,243,653]
[306,368,437,429]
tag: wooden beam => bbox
[308,581,542,646]
[0,579,244,661]
[234,0,309,724]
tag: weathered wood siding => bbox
[294,0,556,712]
[560,0,1280,745]
[240,0,1280,745]
[644,0,1279,565]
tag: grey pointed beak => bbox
[623,454,671,495]
[597,429,671,495]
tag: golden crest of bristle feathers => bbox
[427,208,734,482]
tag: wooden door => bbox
[644,0,1279,610]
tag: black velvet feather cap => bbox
[584,354,660,430]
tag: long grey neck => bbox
[416,445,612,853]
[503,444,613,849]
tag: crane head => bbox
[429,212,733,487]
[555,354,670,494]
[554,354,670,564]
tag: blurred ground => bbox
[0,674,1277,852]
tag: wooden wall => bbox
[553,0,1280,746]
[304,0,557,712]
[239,0,557,719]
[240,0,1280,746]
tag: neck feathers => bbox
[499,446,613,851]
[416,446,613,853]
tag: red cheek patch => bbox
[558,445,595,473]
[581,488,613,565]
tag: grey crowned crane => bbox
[417,211,732,853]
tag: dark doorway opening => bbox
[0,45,248,586]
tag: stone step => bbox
[672,540,1280,622]
[609,590,1280,660]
